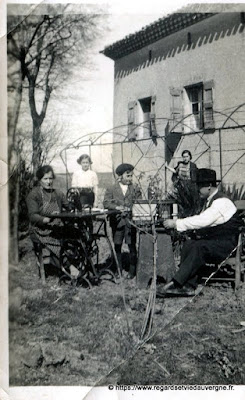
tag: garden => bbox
[9,235,245,387]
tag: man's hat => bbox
[196,168,221,185]
[115,163,134,176]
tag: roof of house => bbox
[101,12,216,60]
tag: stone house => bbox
[102,7,245,195]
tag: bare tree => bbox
[7,4,108,263]
[18,121,65,167]
[8,7,106,173]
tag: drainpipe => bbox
[219,128,223,184]
[65,149,68,191]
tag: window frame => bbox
[136,95,157,139]
[184,82,204,132]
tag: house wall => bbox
[112,12,245,195]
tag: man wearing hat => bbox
[103,163,141,279]
[157,168,242,296]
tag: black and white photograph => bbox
[1,0,245,399]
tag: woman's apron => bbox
[34,189,62,265]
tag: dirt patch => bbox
[9,238,245,386]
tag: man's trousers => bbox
[173,236,238,288]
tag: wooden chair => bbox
[202,200,245,290]
[33,242,46,285]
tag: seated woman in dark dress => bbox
[26,165,68,272]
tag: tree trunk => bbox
[32,122,42,175]
[9,170,20,265]
[8,63,23,170]
[8,63,23,265]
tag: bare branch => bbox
[40,52,55,123]
[26,17,47,52]
[25,15,95,67]
[7,9,108,172]
[7,33,21,59]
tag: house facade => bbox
[102,9,245,195]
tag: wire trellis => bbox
[60,103,245,193]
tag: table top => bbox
[45,209,119,219]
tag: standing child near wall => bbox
[103,163,141,279]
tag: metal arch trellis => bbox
[59,118,208,195]
[221,102,245,130]
[59,103,245,195]
[58,101,245,214]
[214,103,245,181]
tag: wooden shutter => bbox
[203,80,215,132]
[150,96,157,139]
[165,122,182,164]
[128,101,137,140]
[170,88,183,133]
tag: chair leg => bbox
[235,234,242,291]
[38,250,46,285]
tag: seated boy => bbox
[103,163,141,278]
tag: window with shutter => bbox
[183,83,203,132]
[183,81,215,133]
[137,96,156,139]
[203,80,215,132]
[128,101,137,140]
[170,88,183,133]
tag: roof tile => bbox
[101,12,215,60]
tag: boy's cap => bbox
[115,163,134,176]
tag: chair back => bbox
[235,200,245,221]
[235,200,245,211]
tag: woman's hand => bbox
[43,217,51,224]
[165,162,176,174]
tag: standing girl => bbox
[71,154,98,207]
